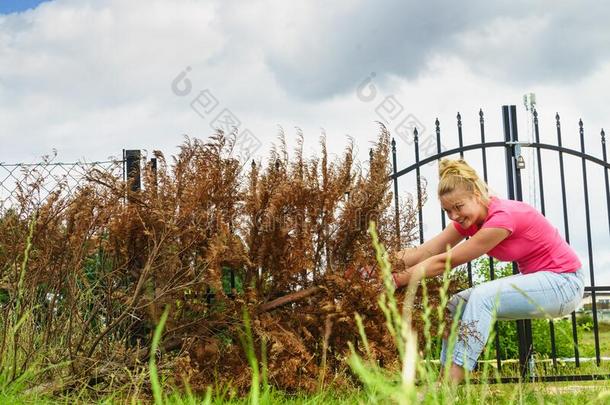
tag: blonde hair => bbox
[438,158,490,203]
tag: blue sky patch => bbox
[0,0,52,14]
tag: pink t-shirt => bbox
[453,196,581,274]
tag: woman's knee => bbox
[464,286,498,312]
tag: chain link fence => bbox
[0,153,128,213]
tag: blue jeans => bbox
[440,269,585,371]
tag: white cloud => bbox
[0,0,225,161]
[1,0,609,162]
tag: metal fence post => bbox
[148,156,158,196]
[124,150,141,195]
[502,105,534,380]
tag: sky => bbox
[0,0,51,14]
[1,0,609,282]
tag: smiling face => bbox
[440,188,488,229]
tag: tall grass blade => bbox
[150,307,170,405]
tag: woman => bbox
[391,158,584,383]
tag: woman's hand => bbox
[392,265,428,288]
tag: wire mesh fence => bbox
[0,156,125,213]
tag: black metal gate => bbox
[390,105,610,382]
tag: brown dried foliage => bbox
[0,126,464,395]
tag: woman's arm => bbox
[393,227,510,288]
[393,224,466,268]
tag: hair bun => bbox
[438,158,468,180]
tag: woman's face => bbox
[439,188,487,229]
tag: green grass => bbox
[578,322,610,358]
[3,380,610,404]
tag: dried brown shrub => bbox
[0,126,464,396]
